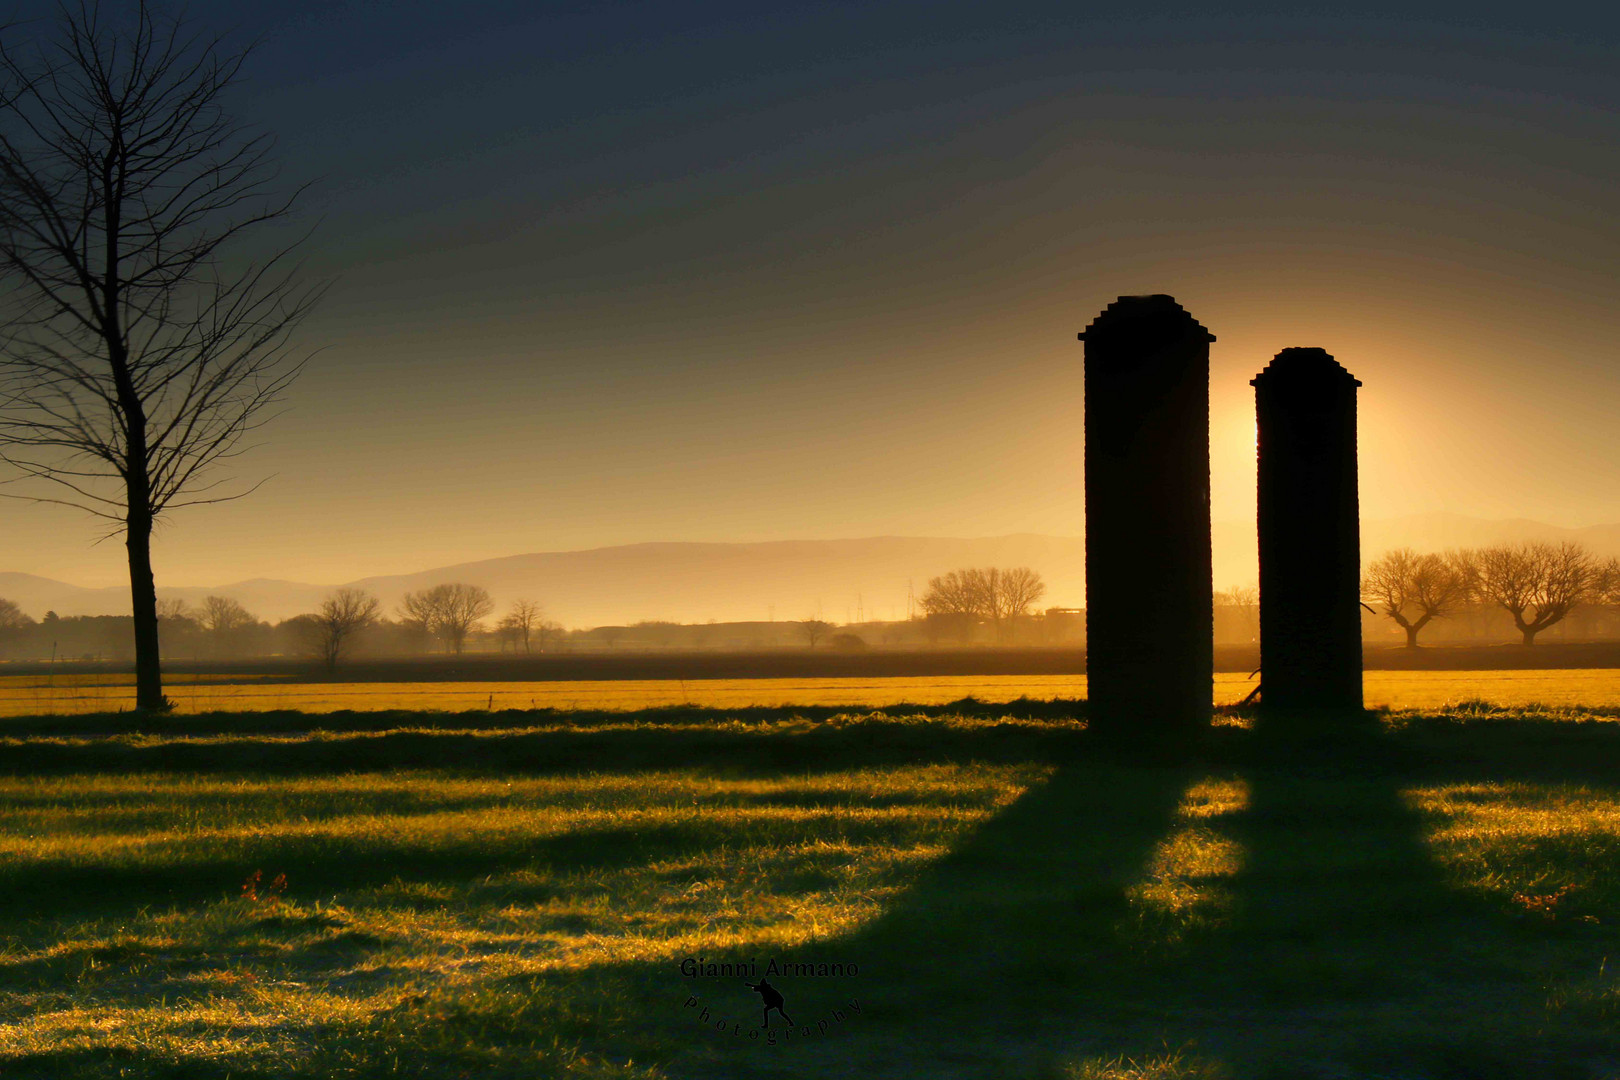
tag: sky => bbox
[3,0,1618,588]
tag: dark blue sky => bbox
[6,1,1619,590]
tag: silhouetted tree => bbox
[0,4,323,710]
[494,616,522,653]
[154,597,199,656]
[1476,541,1600,645]
[920,570,984,642]
[1599,558,1620,608]
[304,588,380,672]
[799,618,833,648]
[1362,549,1472,647]
[0,596,30,633]
[535,619,564,653]
[589,624,626,649]
[0,596,32,658]
[497,598,544,653]
[920,567,1046,642]
[920,570,980,619]
[400,583,493,654]
[987,567,1046,641]
[200,595,253,633]
[1214,585,1259,643]
[197,594,254,657]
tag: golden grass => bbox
[2,714,1620,1077]
[1058,1046,1232,1080]
[1410,781,1620,901]
[2,674,1093,715]
[0,763,1047,1074]
[9,669,1620,716]
[1123,779,1248,946]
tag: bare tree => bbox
[398,590,433,648]
[496,598,544,653]
[1214,584,1259,643]
[0,596,32,632]
[534,618,564,653]
[304,587,379,673]
[1362,549,1471,648]
[799,618,833,648]
[589,624,626,649]
[401,583,493,654]
[920,567,1046,643]
[494,615,521,653]
[150,594,197,658]
[987,567,1046,641]
[1599,557,1620,608]
[920,569,984,642]
[199,594,252,633]
[0,5,323,710]
[197,593,253,657]
[1476,542,1600,645]
[921,569,981,618]
[1224,584,1259,609]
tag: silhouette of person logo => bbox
[744,977,794,1028]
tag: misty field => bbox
[1,707,1619,1078]
[8,668,1620,716]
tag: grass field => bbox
[1,704,1619,1077]
[8,668,1620,715]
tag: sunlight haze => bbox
[4,1,1616,592]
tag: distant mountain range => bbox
[5,513,1619,627]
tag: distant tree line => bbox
[1363,542,1620,646]
[1,566,1089,665]
[1213,585,1259,644]
[9,545,1617,665]
[0,584,1096,662]
[0,586,563,668]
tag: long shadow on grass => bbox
[1121,713,1620,1080]
[237,736,1194,1079]
[13,717,1620,1079]
[0,822,729,924]
[1195,717,1547,1077]
[549,743,1202,1080]
[0,699,1088,738]
[0,712,1084,776]
[637,717,1620,1079]
[1391,709,1620,788]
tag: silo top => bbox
[1251,347,1362,389]
[1078,294,1216,342]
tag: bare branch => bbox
[0,1,322,709]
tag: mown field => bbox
[8,667,1620,715]
[1,703,1619,1078]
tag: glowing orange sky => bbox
[4,3,1617,590]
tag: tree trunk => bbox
[1522,627,1538,645]
[125,510,167,710]
[1403,612,1433,648]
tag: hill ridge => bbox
[5,515,1618,625]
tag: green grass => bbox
[1,704,1619,1077]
